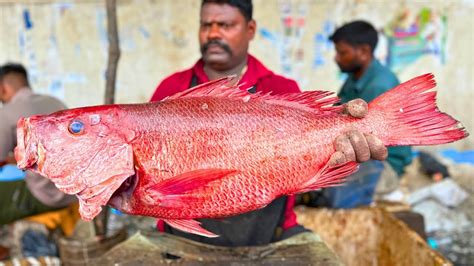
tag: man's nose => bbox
[208,23,221,39]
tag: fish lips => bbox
[15,117,42,171]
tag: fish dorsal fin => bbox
[259,91,342,113]
[164,75,245,100]
[164,75,342,113]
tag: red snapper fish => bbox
[15,74,467,237]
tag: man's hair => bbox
[202,0,253,21]
[0,63,29,85]
[329,20,378,53]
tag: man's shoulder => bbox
[367,65,399,93]
[4,93,66,120]
[151,68,194,101]
[161,68,194,85]
[373,64,399,85]
[30,93,67,110]
[247,55,301,93]
[258,72,301,93]
[265,72,297,84]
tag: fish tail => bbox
[368,73,468,146]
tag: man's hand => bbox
[342,98,368,118]
[329,99,388,166]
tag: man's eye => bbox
[219,23,231,29]
[200,23,211,29]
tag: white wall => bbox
[1,0,472,149]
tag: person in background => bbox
[0,63,77,225]
[150,1,389,247]
[322,20,412,208]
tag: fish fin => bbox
[161,218,219,238]
[165,76,342,113]
[257,91,342,113]
[368,73,468,146]
[164,76,242,100]
[148,169,238,195]
[294,161,359,194]
[159,194,200,208]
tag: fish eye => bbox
[68,120,85,135]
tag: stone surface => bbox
[91,231,341,266]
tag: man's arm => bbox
[0,112,15,163]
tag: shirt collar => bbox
[191,54,273,87]
[349,59,381,92]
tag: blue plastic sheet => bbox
[0,165,26,182]
[440,149,474,165]
[412,149,474,165]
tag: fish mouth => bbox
[108,173,138,211]
[15,117,44,172]
[74,172,137,220]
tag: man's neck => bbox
[204,59,248,81]
[353,58,373,80]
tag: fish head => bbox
[15,105,135,220]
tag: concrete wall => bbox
[0,0,472,150]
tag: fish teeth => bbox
[37,142,46,172]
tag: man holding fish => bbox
[150,0,390,246]
[11,0,467,250]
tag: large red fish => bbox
[15,74,467,237]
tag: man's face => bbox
[199,3,256,71]
[334,41,364,73]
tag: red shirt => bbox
[151,54,300,232]
[151,54,300,101]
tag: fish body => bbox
[15,74,468,237]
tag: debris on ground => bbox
[384,149,474,266]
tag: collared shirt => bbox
[150,54,300,101]
[0,88,76,207]
[338,59,412,176]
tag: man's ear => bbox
[247,19,256,40]
[358,44,373,61]
[0,83,5,101]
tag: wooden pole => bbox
[94,0,120,237]
[105,0,120,105]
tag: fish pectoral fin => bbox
[144,169,237,207]
[159,194,199,208]
[294,160,360,194]
[148,169,238,195]
[161,218,219,238]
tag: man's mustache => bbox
[201,40,233,55]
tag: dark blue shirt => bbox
[338,59,412,176]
